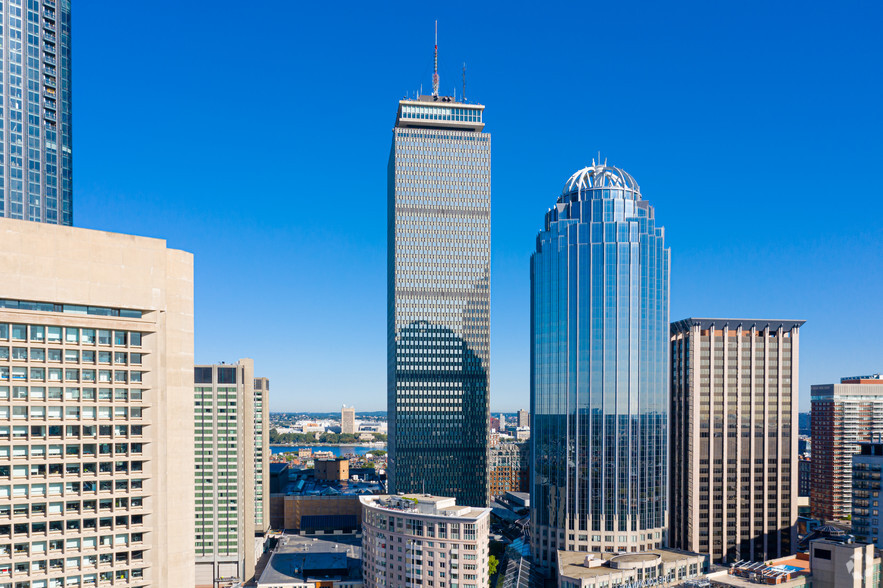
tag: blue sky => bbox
[73,1,883,412]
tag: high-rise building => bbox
[811,374,883,521]
[530,162,669,572]
[0,218,195,586]
[852,439,883,548]
[387,71,491,507]
[254,377,270,534]
[0,1,73,224]
[341,405,356,435]
[194,360,268,587]
[361,494,491,588]
[488,442,529,498]
[669,318,802,564]
[517,409,530,429]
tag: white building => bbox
[361,495,490,588]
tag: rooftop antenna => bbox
[462,62,467,103]
[432,20,439,97]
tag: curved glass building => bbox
[530,162,669,570]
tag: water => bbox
[270,445,384,457]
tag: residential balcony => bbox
[43,55,56,66]
[43,110,56,122]
[43,21,56,33]
[43,9,55,21]
[43,43,56,54]
[43,0,56,8]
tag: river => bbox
[270,445,385,457]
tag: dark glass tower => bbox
[0,0,72,224]
[387,94,490,507]
[530,162,669,571]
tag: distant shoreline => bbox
[270,442,387,448]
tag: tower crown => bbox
[561,161,640,197]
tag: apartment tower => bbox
[530,161,669,572]
[341,405,355,435]
[387,53,491,507]
[253,377,269,534]
[852,439,883,548]
[0,218,195,586]
[194,360,269,587]
[361,494,490,588]
[669,318,802,564]
[811,374,883,521]
[1,1,73,224]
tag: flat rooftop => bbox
[258,534,362,586]
[558,549,704,580]
[362,494,489,519]
[278,470,383,497]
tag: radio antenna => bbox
[432,21,439,97]
[462,62,467,102]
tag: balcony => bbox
[42,87,56,98]
[43,110,56,122]
[43,0,56,8]
[43,9,55,21]
[43,55,56,66]
[43,21,56,33]
[43,76,56,89]
[43,43,56,54]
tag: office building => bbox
[341,405,356,435]
[194,360,266,587]
[811,374,883,521]
[387,66,491,507]
[517,409,529,429]
[798,455,811,498]
[669,318,802,563]
[254,377,270,534]
[0,218,195,586]
[361,494,491,588]
[0,1,72,224]
[852,439,883,548]
[530,161,669,571]
[488,442,529,498]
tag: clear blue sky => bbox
[73,1,883,412]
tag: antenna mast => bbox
[462,62,467,102]
[432,20,439,97]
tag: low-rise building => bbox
[556,549,708,588]
[361,494,491,588]
[257,533,363,588]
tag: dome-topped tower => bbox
[561,160,640,198]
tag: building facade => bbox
[488,442,529,499]
[387,93,491,507]
[811,374,883,521]
[361,494,490,588]
[530,162,669,571]
[341,406,356,435]
[517,409,529,429]
[254,377,269,534]
[0,1,73,225]
[852,440,883,548]
[194,360,262,587]
[0,218,195,586]
[669,318,802,564]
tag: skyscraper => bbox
[387,59,491,507]
[530,162,669,571]
[0,217,195,586]
[1,1,73,224]
[669,318,802,563]
[254,376,270,534]
[341,405,356,435]
[194,359,265,587]
[811,374,883,521]
[852,439,883,549]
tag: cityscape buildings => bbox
[517,409,529,429]
[669,318,802,563]
[530,161,669,572]
[810,374,883,521]
[0,1,72,225]
[851,439,883,548]
[0,218,195,586]
[194,359,269,587]
[341,405,356,435]
[488,442,529,498]
[360,494,491,588]
[254,377,270,534]
[386,77,491,507]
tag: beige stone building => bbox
[0,218,195,586]
[556,549,708,588]
[253,377,270,535]
[670,318,802,564]
[341,406,356,435]
[361,495,490,588]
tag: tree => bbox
[488,555,499,578]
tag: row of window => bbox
[0,326,141,347]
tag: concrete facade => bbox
[341,406,356,435]
[0,218,195,586]
[254,377,270,534]
[194,360,262,587]
[361,494,490,588]
[556,549,707,588]
[670,318,802,564]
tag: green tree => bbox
[488,555,499,578]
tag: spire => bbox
[432,20,439,97]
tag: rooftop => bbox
[557,548,706,580]
[277,469,383,497]
[561,162,640,197]
[395,95,485,132]
[671,318,806,333]
[258,534,361,586]
[361,494,489,520]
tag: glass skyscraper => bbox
[387,94,490,507]
[530,162,669,571]
[0,0,72,225]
